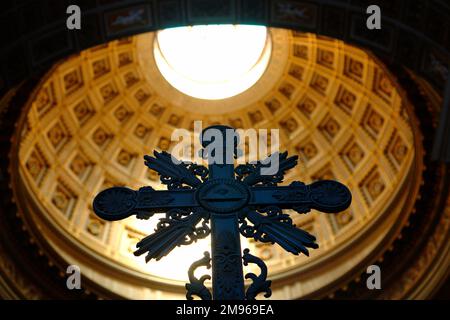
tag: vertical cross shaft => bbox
[201,126,245,300]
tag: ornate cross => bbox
[93,125,351,300]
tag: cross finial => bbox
[92,124,352,300]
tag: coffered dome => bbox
[11,27,421,299]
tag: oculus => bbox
[154,24,272,100]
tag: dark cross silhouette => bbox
[93,125,351,300]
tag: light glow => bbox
[154,24,271,100]
[128,217,254,282]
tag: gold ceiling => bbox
[13,28,418,299]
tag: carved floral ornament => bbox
[8,28,427,300]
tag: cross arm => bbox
[248,180,352,214]
[93,186,199,221]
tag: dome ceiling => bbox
[13,28,418,299]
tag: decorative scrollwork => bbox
[135,186,175,219]
[93,187,137,221]
[235,163,284,186]
[183,162,209,181]
[242,248,272,300]
[144,151,208,190]
[308,180,352,213]
[273,181,311,214]
[134,208,210,262]
[239,206,318,256]
[159,175,190,190]
[155,209,211,245]
[186,251,212,300]
[213,231,245,299]
[272,180,352,213]
[239,206,292,243]
[235,151,298,186]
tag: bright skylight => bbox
[154,24,271,100]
